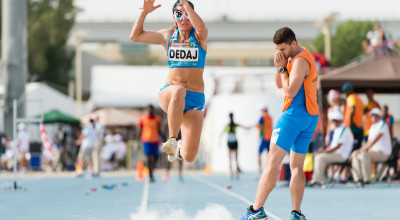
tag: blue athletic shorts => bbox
[258,138,270,153]
[143,142,159,156]
[159,84,205,113]
[271,112,319,154]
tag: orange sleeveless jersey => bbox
[261,113,273,140]
[343,93,364,128]
[282,48,319,115]
[139,115,161,143]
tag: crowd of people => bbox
[363,23,398,56]
[0,123,31,172]
[0,116,129,177]
[74,117,133,177]
[311,83,397,186]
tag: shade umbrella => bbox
[320,55,400,94]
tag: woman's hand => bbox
[141,0,161,14]
[180,0,189,5]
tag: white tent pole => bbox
[12,100,18,182]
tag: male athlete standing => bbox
[241,27,319,220]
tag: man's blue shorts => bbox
[159,84,205,113]
[143,142,159,156]
[271,112,319,154]
[258,138,270,154]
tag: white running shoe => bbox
[162,137,178,156]
[168,140,183,162]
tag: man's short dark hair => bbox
[273,27,297,45]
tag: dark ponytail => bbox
[228,113,235,132]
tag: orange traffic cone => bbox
[205,164,212,175]
[75,164,82,174]
[136,161,144,181]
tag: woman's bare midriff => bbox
[165,68,204,93]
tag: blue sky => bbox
[75,0,400,22]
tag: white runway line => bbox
[191,175,282,220]
[0,182,12,188]
[138,177,150,215]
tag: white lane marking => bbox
[138,177,150,215]
[191,175,282,220]
[0,182,13,188]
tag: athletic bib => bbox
[168,42,199,63]
[167,28,206,69]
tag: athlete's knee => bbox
[171,86,186,101]
[181,150,197,163]
[266,151,284,168]
[290,166,304,177]
[264,160,280,173]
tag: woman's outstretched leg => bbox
[180,110,204,163]
[159,85,186,156]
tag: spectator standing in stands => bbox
[341,82,364,182]
[351,108,392,184]
[76,119,97,177]
[374,23,391,55]
[93,116,104,176]
[342,82,364,151]
[17,123,30,172]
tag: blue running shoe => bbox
[290,210,307,220]
[240,206,268,220]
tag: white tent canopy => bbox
[25,82,85,118]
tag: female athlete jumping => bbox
[130,0,208,162]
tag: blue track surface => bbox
[0,173,399,220]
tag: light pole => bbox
[67,30,88,117]
[315,13,338,62]
[315,13,338,149]
[2,0,28,138]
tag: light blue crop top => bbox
[167,28,206,69]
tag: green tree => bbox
[28,0,79,88]
[312,20,375,67]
